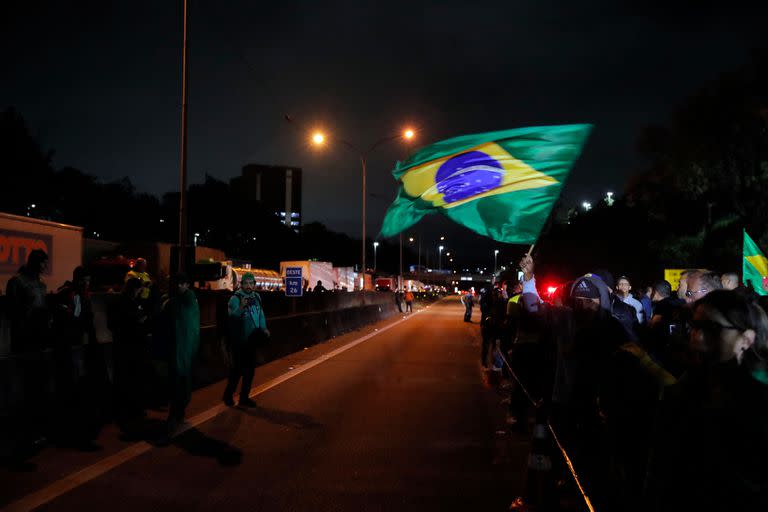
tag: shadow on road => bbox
[240,405,323,430]
[171,428,243,466]
[120,419,243,467]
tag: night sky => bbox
[3,1,766,265]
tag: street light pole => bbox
[399,233,403,291]
[373,241,379,270]
[286,116,415,291]
[361,155,367,284]
[177,0,190,271]
[494,249,499,275]
[438,245,444,271]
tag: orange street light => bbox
[286,114,421,285]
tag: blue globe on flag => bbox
[435,151,505,204]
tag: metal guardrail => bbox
[496,348,596,512]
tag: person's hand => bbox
[262,328,270,338]
[240,297,251,309]
[519,254,534,279]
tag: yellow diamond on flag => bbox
[400,142,558,209]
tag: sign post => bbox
[285,266,303,298]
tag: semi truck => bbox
[0,211,83,293]
[280,260,336,292]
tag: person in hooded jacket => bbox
[160,273,200,438]
[223,272,269,407]
[518,254,633,466]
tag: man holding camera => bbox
[223,273,270,407]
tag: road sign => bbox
[285,266,303,297]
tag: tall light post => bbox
[494,249,499,274]
[287,115,415,290]
[438,245,444,271]
[373,241,379,270]
[177,0,190,272]
[409,236,422,275]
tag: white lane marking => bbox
[1,309,426,512]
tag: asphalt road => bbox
[5,299,528,511]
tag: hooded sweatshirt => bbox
[228,289,267,345]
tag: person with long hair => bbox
[647,290,768,511]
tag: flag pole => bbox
[527,243,536,256]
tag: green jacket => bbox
[165,289,200,376]
[228,289,266,344]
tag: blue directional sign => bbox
[285,266,303,297]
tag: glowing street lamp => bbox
[287,115,416,285]
[373,241,379,270]
[582,201,592,211]
[605,191,615,206]
[438,245,445,271]
[494,249,499,274]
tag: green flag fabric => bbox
[743,230,768,296]
[379,124,591,244]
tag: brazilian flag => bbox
[379,124,592,244]
[743,230,768,296]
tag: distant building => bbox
[231,164,302,232]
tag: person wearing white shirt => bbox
[616,276,644,324]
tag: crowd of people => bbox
[477,254,768,511]
[2,251,271,465]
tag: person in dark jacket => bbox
[647,290,768,512]
[52,266,102,450]
[223,272,268,407]
[461,290,474,322]
[54,266,96,347]
[518,254,634,450]
[108,278,148,434]
[5,249,50,353]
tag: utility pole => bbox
[177,0,190,272]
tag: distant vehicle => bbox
[1,211,83,293]
[280,260,336,292]
[375,277,396,291]
[231,266,281,291]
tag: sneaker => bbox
[222,394,235,407]
[238,397,257,408]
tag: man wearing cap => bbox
[518,254,634,428]
[223,272,269,407]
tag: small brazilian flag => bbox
[379,124,592,244]
[743,230,768,296]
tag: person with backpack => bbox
[223,272,269,407]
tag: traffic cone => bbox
[510,409,556,511]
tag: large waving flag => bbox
[379,124,591,244]
[743,230,768,296]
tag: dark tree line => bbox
[537,50,768,285]
[0,108,410,273]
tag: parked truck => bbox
[1,211,83,293]
[280,260,336,292]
